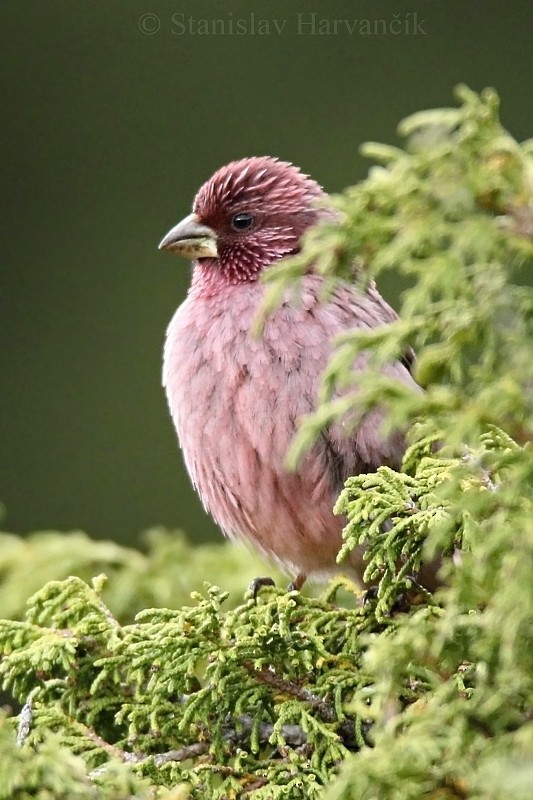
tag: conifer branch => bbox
[245,663,337,722]
[1,86,532,799]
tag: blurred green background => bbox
[2,0,533,547]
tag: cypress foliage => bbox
[1,87,532,799]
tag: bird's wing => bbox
[366,279,415,373]
[253,275,419,494]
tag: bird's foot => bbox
[392,575,433,612]
[248,572,307,601]
[362,585,379,606]
[287,573,307,593]
[363,574,433,613]
[248,576,276,601]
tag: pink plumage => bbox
[159,157,420,588]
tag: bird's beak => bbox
[158,213,218,259]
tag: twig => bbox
[88,742,209,780]
[153,742,209,766]
[80,724,128,761]
[16,700,33,746]
[461,450,498,492]
[242,777,269,794]
[508,205,533,241]
[223,714,308,747]
[245,663,336,722]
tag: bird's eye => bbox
[231,212,255,231]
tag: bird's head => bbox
[159,156,326,290]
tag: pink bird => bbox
[159,157,423,591]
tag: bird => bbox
[159,156,426,591]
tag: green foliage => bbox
[261,85,533,462]
[326,423,533,799]
[0,710,155,799]
[0,575,375,798]
[1,87,533,798]
[0,527,285,623]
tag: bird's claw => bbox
[248,576,276,601]
[363,574,433,613]
[248,572,307,601]
[393,574,433,611]
[362,585,379,606]
[287,573,307,593]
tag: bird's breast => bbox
[163,283,316,464]
[162,275,418,579]
[162,281,333,551]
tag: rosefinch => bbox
[159,157,428,590]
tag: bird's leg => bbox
[287,573,307,592]
[362,585,379,606]
[248,572,307,600]
[248,576,276,601]
[363,574,434,613]
[392,574,434,612]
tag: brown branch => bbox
[242,777,269,794]
[244,662,336,723]
[223,714,308,747]
[16,701,33,746]
[508,205,533,241]
[89,741,210,779]
[83,724,130,762]
[153,742,209,766]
